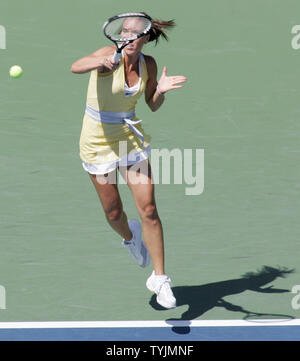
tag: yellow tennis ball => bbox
[9,65,23,79]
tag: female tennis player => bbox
[71,12,186,309]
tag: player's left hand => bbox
[157,66,187,94]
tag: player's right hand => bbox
[100,55,119,71]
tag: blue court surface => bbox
[0,320,299,341]
[2,0,300,346]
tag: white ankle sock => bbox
[153,272,168,280]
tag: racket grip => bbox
[114,51,122,63]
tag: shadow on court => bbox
[149,266,295,334]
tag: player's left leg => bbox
[120,159,176,309]
[120,159,165,275]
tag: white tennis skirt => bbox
[82,145,151,175]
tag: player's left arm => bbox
[144,55,164,112]
[144,55,187,112]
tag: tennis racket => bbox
[102,12,152,63]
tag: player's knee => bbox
[140,203,158,223]
[106,208,123,222]
[105,202,123,222]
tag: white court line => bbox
[0,319,299,329]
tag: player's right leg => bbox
[88,171,132,241]
[88,171,149,267]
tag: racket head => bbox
[103,12,152,44]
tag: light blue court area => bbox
[0,320,299,341]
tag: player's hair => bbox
[141,12,175,45]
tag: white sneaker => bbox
[122,220,150,268]
[146,271,176,309]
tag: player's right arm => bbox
[71,46,118,74]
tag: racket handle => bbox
[114,51,122,63]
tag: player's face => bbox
[121,18,149,56]
[121,18,144,38]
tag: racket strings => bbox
[104,16,152,42]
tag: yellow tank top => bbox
[79,54,151,164]
[86,54,148,111]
